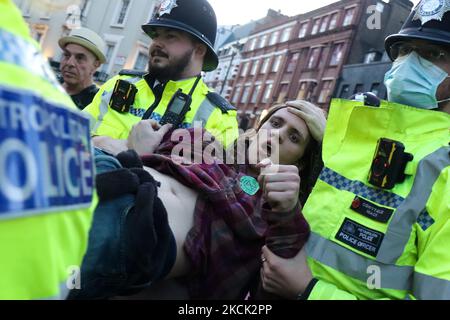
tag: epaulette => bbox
[118,69,147,78]
[206,92,236,114]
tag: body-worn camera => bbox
[368,138,413,190]
[160,89,192,128]
[109,79,138,113]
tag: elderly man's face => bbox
[60,43,100,87]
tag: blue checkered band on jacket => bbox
[319,167,405,208]
[417,209,435,231]
[0,29,62,90]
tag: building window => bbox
[339,85,350,98]
[318,80,333,103]
[364,51,381,63]
[272,55,282,72]
[250,60,259,75]
[298,22,309,38]
[281,27,292,42]
[343,7,355,26]
[249,38,257,51]
[329,13,339,30]
[113,0,131,26]
[101,43,115,74]
[370,83,381,96]
[297,82,308,100]
[251,84,261,104]
[259,35,268,48]
[307,47,322,69]
[329,43,344,66]
[134,52,148,70]
[320,16,330,33]
[21,0,32,16]
[269,31,279,45]
[241,85,251,103]
[261,58,270,74]
[277,83,289,103]
[353,83,364,94]
[287,53,299,73]
[240,62,249,77]
[232,86,242,104]
[41,0,53,18]
[311,18,321,35]
[262,83,273,103]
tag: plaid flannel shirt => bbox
[141,129,310,299]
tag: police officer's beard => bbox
[148,49,194,82]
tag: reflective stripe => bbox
[127,77,142,85]
[192,98,216,127]
[319,167,404,208]
[413,272,450,300]
[92,90,113,133]
[0,29,61,89]
[307,232,413,291]
[376,146,450,264]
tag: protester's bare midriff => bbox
[144,166,198,278]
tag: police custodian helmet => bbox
[385,0,450,60]
[142,0,219,72]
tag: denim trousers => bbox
[68,149,176,299]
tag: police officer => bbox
[58,27,107,110]
[0,0,95,299]
[85,0,239,151]
[260,0,450,300]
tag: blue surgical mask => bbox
[384,52,450,109]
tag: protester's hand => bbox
[92,136,128,156]
[257,159,300,212]
[128,120,172,156]
[286,101,326,142]
[260,245,313,299]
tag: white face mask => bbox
[384,52,450,109]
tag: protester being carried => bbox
[70,100,326,300]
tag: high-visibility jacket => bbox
[84,73,239,148]
[303,98,450,300]
[0,0,95,299]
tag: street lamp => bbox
[219,42,243,95]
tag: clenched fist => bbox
[257,159,300,212]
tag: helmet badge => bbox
[413,0,450,25]
[152,0,178,19]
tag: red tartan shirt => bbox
[141,129,310,299]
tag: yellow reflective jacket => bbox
[303,98,450,300]
[0,0,95,300]
[84,73,239,148]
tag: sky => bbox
[209,0,421,26]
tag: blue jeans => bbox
[68,149,176,299]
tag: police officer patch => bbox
[153,0,178,19]
[413,0,450,24]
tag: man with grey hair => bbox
[58,27,106,110]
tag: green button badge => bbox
[240,176,260,196]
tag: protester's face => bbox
[148,27,196,81]
[60,43,99,86]
[249,108,312,165]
